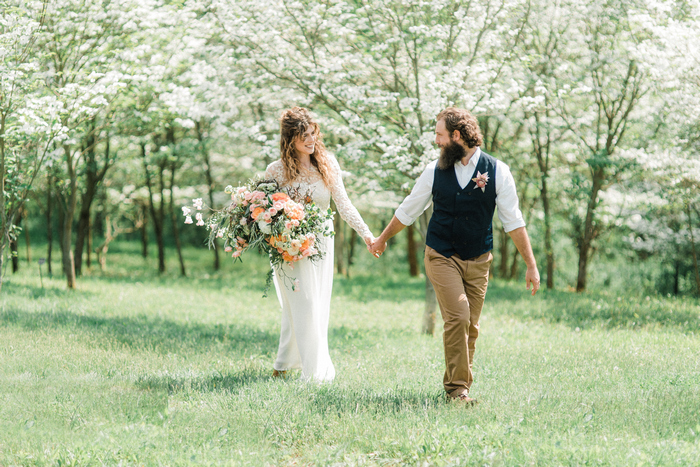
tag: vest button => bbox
[468,193,472,196]
[465,216,469,220]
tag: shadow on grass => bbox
[79,265,270,293]
[1,280,93,300]
[136,369,450,414]
[486,279,700,333]
[308,385,447,414]
[333,273,425,302]
[0,308,279,355]
[135,367,270,394]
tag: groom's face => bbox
[435,119,458,148]
[436,119,467,169]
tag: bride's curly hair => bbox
[279,107,334,187]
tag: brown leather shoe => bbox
[272,369,287,378]
[449,393,477,406]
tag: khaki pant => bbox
[424,246,493,398]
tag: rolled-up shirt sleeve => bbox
[394,161,436,226]
[495,161,526,232]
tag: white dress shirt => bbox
[395,148,526,233]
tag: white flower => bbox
[258,220,272,234]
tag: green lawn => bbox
[1,243,699,465]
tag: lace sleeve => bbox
[328,156,372,240]
[264,160,286,185]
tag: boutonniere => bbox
[472,171,489,192]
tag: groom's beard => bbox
[437,140,467,170]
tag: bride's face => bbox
[293,127,316,156]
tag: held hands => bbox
[364,235,380,258]
[363,235,386,258]
[368,237,387,258]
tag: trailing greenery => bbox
[1,244,699,465]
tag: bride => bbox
[264,107,375,382]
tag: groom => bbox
[370,107,540,404]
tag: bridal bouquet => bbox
[183,178,334,293]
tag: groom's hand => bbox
[525,266,540,296]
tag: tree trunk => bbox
[142,143,166,273]
[575,169,604,292]
[509,249,520,280]
[46,174,54,276]
[58,193,66,275]
[0,242,5,291]
[23,208,31,264]
[62,144,78,289]
[346,229,357,278]
[86,215,92,268]
[531,109,555,289]
[196,121,220,271]
[407,224,419,277]
[140,203,148,258]
[499,227,509,278]
[419,208,437,335]
[169,162,186,277]
[0,113,7,291]
[422,276,437,335]
[333,204,346,275]
[96,215,114,272]
[10,212,20,273]
[686,203,700,296]
[74,197,92,276]
[673,256,680,296]
[75,128,110,276]
[541,176,554,289]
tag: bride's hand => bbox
[364,235,380,258]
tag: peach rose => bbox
[251,207,265,220]
[272,192,290,203]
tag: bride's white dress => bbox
[265,156,371,382]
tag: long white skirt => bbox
[272,231,335,382]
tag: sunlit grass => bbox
[1,242,699,465]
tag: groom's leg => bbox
[424,246,472,398]
[463,252,493,389]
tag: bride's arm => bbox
[328,156,373,243]
[264,160,284,182]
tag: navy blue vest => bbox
[425,151,497,260]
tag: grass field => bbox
[1,242,700,466]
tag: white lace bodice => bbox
[264,156,372,240]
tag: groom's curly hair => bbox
[279,107,334,187]
[437,107,483,148]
